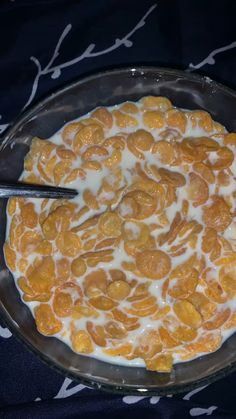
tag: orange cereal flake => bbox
[71,328,94,353]
[71,257,87,277]
[166,109,187,132]
[173,300,202,328]
[120,102,139,114]
[56,231,81,257]
[141,96,172,111]
[203,196,232,232]
[143,110,165,129]
[98,211,122,237]
[187,172,209,207]
[27,257,55,294]
[136,250,171,280]
[113,110,138,128]
[107,280,131,300]
[223,133,236,146]
[91,107,113,128]
[35,304,62,335]
[146,354,173,372]
[53,291,73,317]
[74,124,104,149]
[83,269,107,297]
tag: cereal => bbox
[192,162,215,184]
[187,172,209,207]
[134,330,162,359]
[174,300,202,328]
[98,211,122,237]
[53,291,73,317]
[91,107,113,128]
[152,140,176,165]
[56,258,71,283]
[189,111,213,132]
[145,354,173,372]
[107,280,131,300]
[73,124,104,149]
[71,257,87,277]
[83,269,107,297]
[169,261,198,299]
[5,96,236,373]
[223,133,236,146]
[128,129,154,151]
[42,205,71,240]
[35,304,62,335]
[203,196,232,232]
[113,110,138,128]
[89,296,117,310]
[143,110,165,129]
[105,321,127,339]
[56,232,81,257]
[21,203,38,228]
[136,250,171,279]
[166,109,187,132]
[141,96,172,111]
[27,257,55,294]
[120,102,139,114]
[159,326,179,348]
[207,147,234,170]
[71,327,94,353]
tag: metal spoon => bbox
[0,181,78,199]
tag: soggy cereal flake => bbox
[71,328,94,353]
[35,304,62,335]
[166,109,187,132]
[174,300,202,328]
[71,257,87,277]
[98,211,122,237]
[113,110,138,128]
[53,291,73,317]
[203,196,232,232]
[146,353,173,372]
[187,172,209,207]
[56,231,81,257]
[74,124,104,149]
[136,250,171,280]
[92,107,113,128]
[107,280,131,300]
[143,110,165,129]
[141,96,172,111]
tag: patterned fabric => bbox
[0,0,236,417]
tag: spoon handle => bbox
[0,182,78,199]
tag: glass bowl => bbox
[1,67,236,396]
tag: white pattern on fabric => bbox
[190,406,218,416]
[183,385,208,401]
[54,378,88,399]
[0,324,12,338]
[188,41,236,71]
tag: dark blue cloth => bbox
[0,0,236,418]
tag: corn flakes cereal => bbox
[5,96,236,373]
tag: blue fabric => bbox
[0,0,236,417]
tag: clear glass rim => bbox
[1,65,236,396]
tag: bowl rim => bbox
[1,65,236,396]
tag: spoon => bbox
[0,181,78,199]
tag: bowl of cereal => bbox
[1,67,236,395]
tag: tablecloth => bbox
[0,1,236,418]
